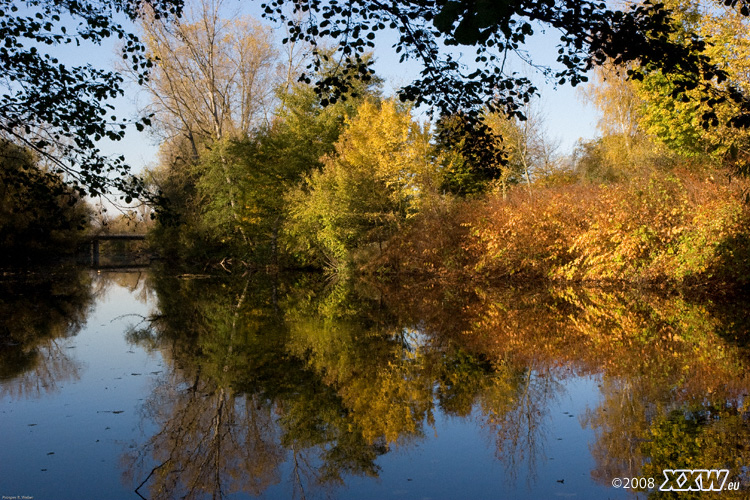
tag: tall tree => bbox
[138,0,279,154]
[633,0,750,169]
[583,63,643,147]
[582,1,750,173]
[485,102,559,198]
[147,45,380,265]
[577,63,661,180]
[139,0,280,245]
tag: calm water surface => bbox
[1,268,749,499]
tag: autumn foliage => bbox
[380,171,750,287]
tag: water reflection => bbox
[118,273,750,499]
[125,275,388,499]
[0,268,94,398]
[389,282,750,495]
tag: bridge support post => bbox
[91,239,100,267]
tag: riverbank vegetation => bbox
[127,0,749,292]
[383,170,750,287]
[1,0,749,291]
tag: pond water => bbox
[1,268,749,499]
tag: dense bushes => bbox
[380,171,750,287]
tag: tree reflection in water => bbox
[123,272,750,499]
[0,268,94,398]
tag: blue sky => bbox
[91,2,599,174]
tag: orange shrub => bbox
[556,173,692,281]
[382,170,750,287]
[372,195,472,279]
[464,185,594,279]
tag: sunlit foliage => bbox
[382,170,750,287]
[285,99,438,271]
[634,0,750,170]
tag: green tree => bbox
[148,53,381,266]
[139,0,281,248]
[587,1,750,171]
[228,63,383,266]
[285,99,438,270]
[433,114,504,196]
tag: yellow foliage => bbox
[384,169,750,287]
